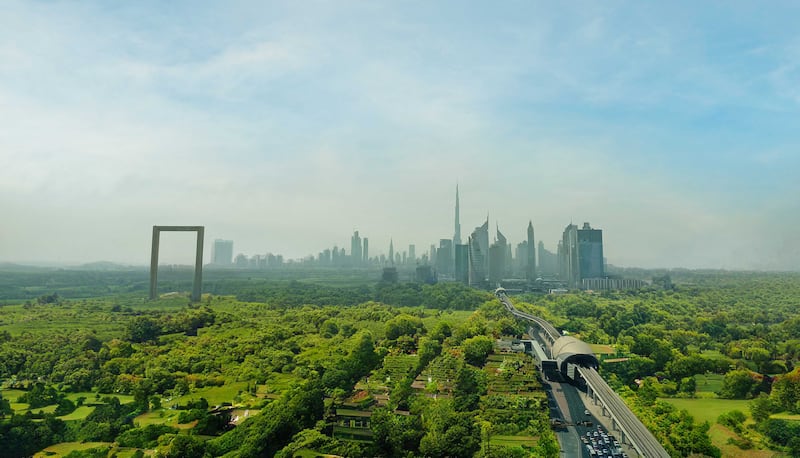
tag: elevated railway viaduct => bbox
[496,289,669,458]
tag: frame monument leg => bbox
[149,225,204,302]
[149,227,160,300]
[192,227,204,302]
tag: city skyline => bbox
[1,2,799,270]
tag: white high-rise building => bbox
[211,239,233,265]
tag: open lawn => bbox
[661,398,751,425]
[135,410,181,427]
[10,402,28,412]
[589,344,617,355]
[2,389,134,416]
[21,404,58,415]
[770,412,800,421]
[34,442,110,457]
[490,435,537,448]
[67,392,135,404]
[665,396,786,457]
[590,344,615,355]
[1,388,27,401]
[134,410,196,430]
[695,373,724,395]
[170,381,257,408]
[57,405,95,421]
[708,424,779,458]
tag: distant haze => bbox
[1,2,799,270]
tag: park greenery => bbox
[1,268,800,457]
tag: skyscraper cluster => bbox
[451,187,605,289]
[318,232,371,267]
[558,222,604,288]
[209,185,608,290]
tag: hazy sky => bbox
[1,1,799,270]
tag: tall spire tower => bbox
[526,220,536,281]
[389,239,394,266]
[453,185,462,245]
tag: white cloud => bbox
[0,1,798,269]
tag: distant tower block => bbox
[149,226,205,302]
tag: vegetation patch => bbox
[264,373,301,395]
[490,434,536,447]
[590,343,616,354]
[695,373,725,395]
[134,410,196,429]
[34,442,110,457]
[8,272,800,456]
[708,424,778,458]
[20,404,58,415]
[769,412,800,421]
[170,381,256,408]
[57,405,95,421]
[662,398,751,425]
[372,355,417,384]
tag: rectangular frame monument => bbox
[149,226,205,301]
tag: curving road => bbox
[496,289,670,458]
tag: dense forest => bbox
[1,270,800,457]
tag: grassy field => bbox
[112,450,146,458]
[293,449,336,458]
[708,424,779,458]
[34,442,110,457]
[66,392,135,404]
[661,397,751,425]
[134,410,196,429]
[590,344,616,355]
[170,381,257,408]
[21,404,58,415]
[490,435,537,447]
[769,412,800,421]
[57,405,95,421]
[695,373,724,397]
[2,388,27,400]
[1,388,134,417]
[2,388,29,412]
[662,398,785,457]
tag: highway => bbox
[579,367,669,458]
[496,289,670,458]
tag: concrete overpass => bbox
[495,289,670,458]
